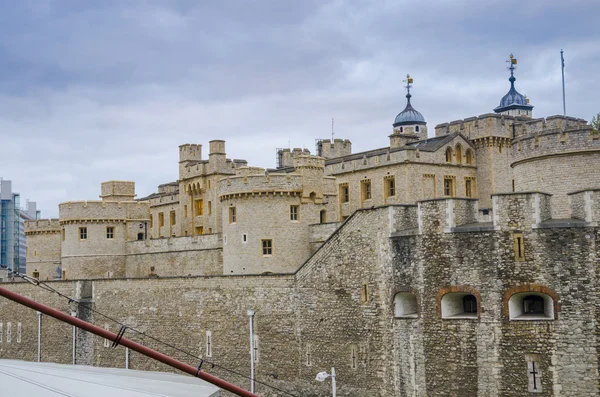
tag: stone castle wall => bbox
[125,235,223,278]
[3,193,600,396]
[24,219,62,280]
[511,116,600,218]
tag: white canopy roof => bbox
[0,360,221,397]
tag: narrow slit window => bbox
[206,331,212,357]
[514,233,525,261]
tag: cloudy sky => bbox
[0,0,598,218]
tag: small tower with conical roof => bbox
[494,54,534,118]
[390,74,428,148]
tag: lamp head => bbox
[315,371,330,382]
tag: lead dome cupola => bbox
[494,54,534,116]
[393,74,426,128]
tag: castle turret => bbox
[100,181,136,201]
[494,54,534,118]
[390,74,428,147]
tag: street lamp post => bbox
[316,367,336,397]
[248,309,255,393]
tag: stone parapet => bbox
[417,198,478,234]
[568,188,600,225]
[59,200,150,222]
[492,192,552,231]
[218,173,303,198]
[435,113,516,140]
[24,219,61,235]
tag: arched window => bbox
[465,149,474,164]
[508,291,555,320]
[445,147,453,163]
[441,292,478,319]
[394,292,418,318]
[455,144,462,164]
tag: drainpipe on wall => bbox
[37,311,42,362]
[248,309,255,394]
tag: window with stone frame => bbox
[170,210,176,226]
[443,177,455,197]
[465,177,476,198]
[79,227,87,240]
[465,149,474,164]
[360,179,372,203]
[445,147,453,163]
[514,232,525,261]
[158,212,165,227]
[195,199,204,216]
[455,144,463,164]
[229,207,236,223]
[384,176,396,199]
[339,183,349,203]
[106,226,114,239]
[290,205,299,221]
[320,210,327,224]
[261,239,272,256]
[32,271,40,279]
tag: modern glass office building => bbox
[0,180,40,273]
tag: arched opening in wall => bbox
[455,144,463,164]
[309,192,317,203]
[508,292,555,320]
[465,149,474,165]
[441,292,478,319]
[320,210,327,223]
[445,147,453,163]
[394,292,418,318]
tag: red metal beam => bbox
[0,287,260,397]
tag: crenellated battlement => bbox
[277,147,311,168]
[179,144,202,163]
[293,154,325,169]
[59,200,150,221]
[435,113,518,140]
[24,218,61,235]
[316,138,352,159]
[100,181,136,201]
[511,116,597,164]
[218,172,303,199]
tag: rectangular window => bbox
[229,207,236,223]
[262,239,273,256]
[242,233,248,243]
[339,184,349,203]
[360,283,369,303]
[195,226,204,235]
[384,176,395,199]
[206,331,212,357]
[158,212,165,227]
[170,210,176,226]
[79,227,87,240]
[351,345,358,370]
[514,233,525,261]
[443,177,455,197]
[361,180,372,202]
[32,271,40,279]
[207,201,212,215]
[106,226,114,239]
[290,205,299,221]
[198,200,204,215]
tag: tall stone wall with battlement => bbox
[125,235,223,278]
[24,219,62,280]
[3,194,600,396]
[511,116,600,218]
[59,200,150,279]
